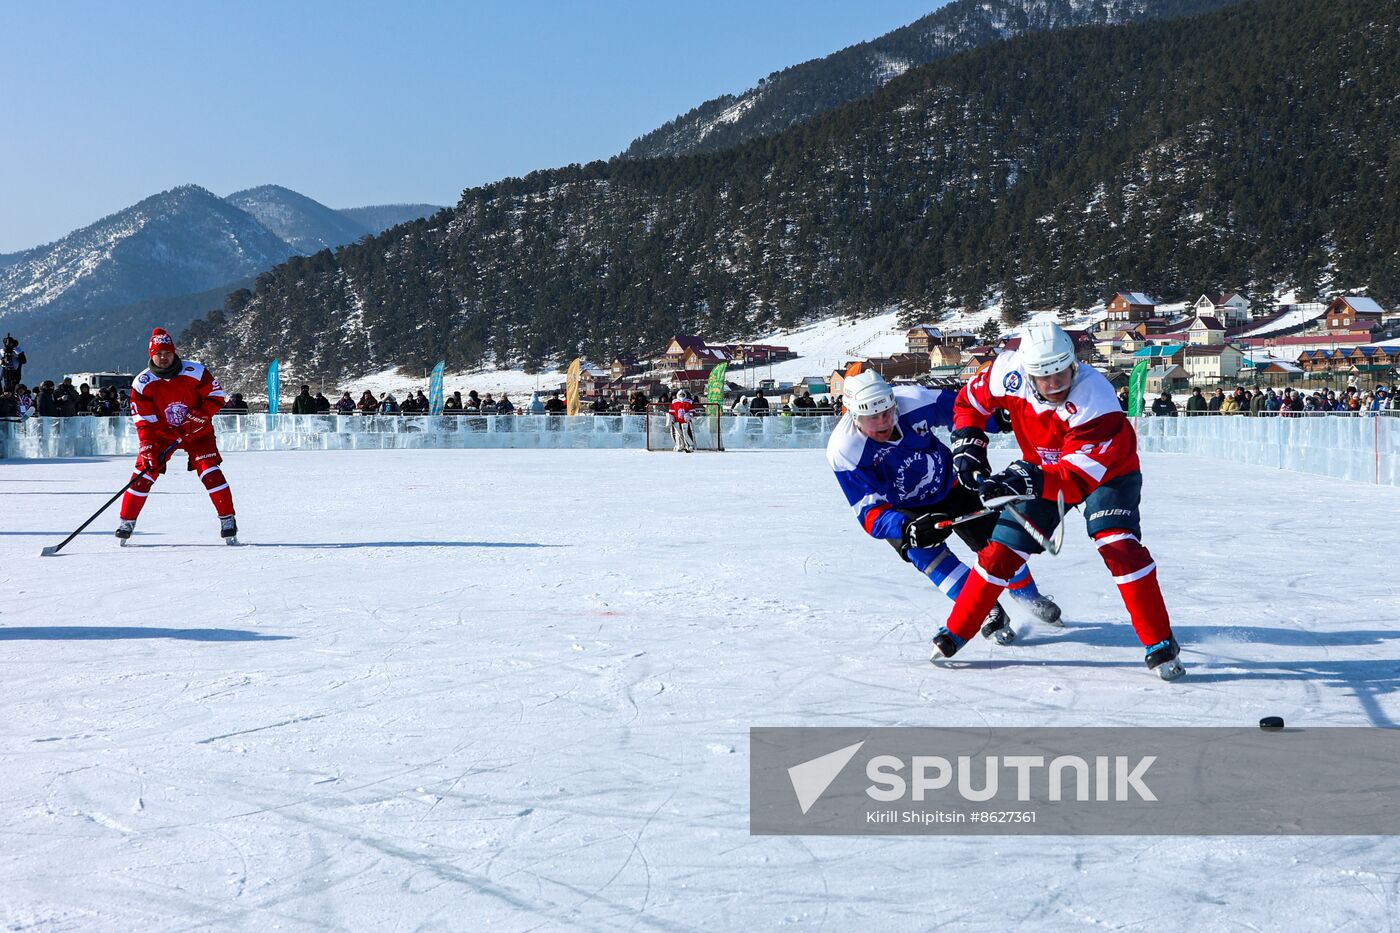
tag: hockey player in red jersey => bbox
[934,321,1184,680]
[115,328,237,545]
[668,389,698,452]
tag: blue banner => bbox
[266,359,280,427]
[429,361,445,415]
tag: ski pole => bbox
[40,441,179,557]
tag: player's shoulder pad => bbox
[1063,364,1123,426]
[179,360,208,381]
[987,350,1027,399]
[132,369,157,393]
[825,413,867,472]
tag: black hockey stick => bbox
[40,441,180,557]
[932,496,1033,530]
[1001,491,1066,556]
[933,490,1067,556]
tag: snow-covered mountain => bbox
[337,203,445,235]
[226,185,374,255]
[0,249,34,271]
[0,185,295,330]
[624,0,1243,159]
[2,185,449,376]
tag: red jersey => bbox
[669,398,697,424]
[953,351,1139,505]
[130,360,228,441]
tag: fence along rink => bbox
[2,409,840,457]
[1132,410,1399,486]
[645,403,724,452]
[3,411,1395,483]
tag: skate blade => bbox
[1156,660,1185,682]
[225,536,240,546]
[980,622,1016,644]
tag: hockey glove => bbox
[135,442,166,477]
[978,460,1043,507]
[899,513,953,557]
[182,409,211,438]
[950,426,991,490]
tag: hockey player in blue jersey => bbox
[827,370,1062,647]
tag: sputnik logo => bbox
[788,741,864,814]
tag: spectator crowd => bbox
[1134,384,1399,417]
[4,326,1396,425]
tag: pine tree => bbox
[177,0,1400,388]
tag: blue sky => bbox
[0,0,946,253]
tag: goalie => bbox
[668,389,698,453]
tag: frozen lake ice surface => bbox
[3,447,1399,931]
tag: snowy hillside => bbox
[1237,302,1329,338]
[327,305,1113,403]
[336,203,445,235]
[0,185,294,326]
[4,448,1399,928]
[225,185,372,256]
[625,0,1242,159]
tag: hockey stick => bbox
[932,495,1033,530]
[1001,491,1066,556]
[40,441,179,557]
[933,491,1066,556]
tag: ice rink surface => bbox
[3,447,1399,931]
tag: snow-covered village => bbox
[4,1,1400,931]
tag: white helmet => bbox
[1019,321,1077,377]
[843,370,896,417]
[676,389,690,401]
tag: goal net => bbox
[645,402,724,452]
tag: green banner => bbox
[706,362,729,406]
[1128,360,1149,417]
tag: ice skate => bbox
[1018,593,1063,627]
[115,519,135,546]
[930,627,966,662]
[979,603,1016,645]
[1145,636,1185,681]
[220,514,239,546]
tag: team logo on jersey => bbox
[894,456,944,502]
[164,401,190,427]
[1003,372,1023,392]
[1065,401,1078,415]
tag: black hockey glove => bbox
[978,460,1043,507]
[950,426,991,490]
[899,513,953,558]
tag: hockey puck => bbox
[1259,716,1285,731]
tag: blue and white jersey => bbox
[826,385,960,540]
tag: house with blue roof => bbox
[1132,344,1186,366]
